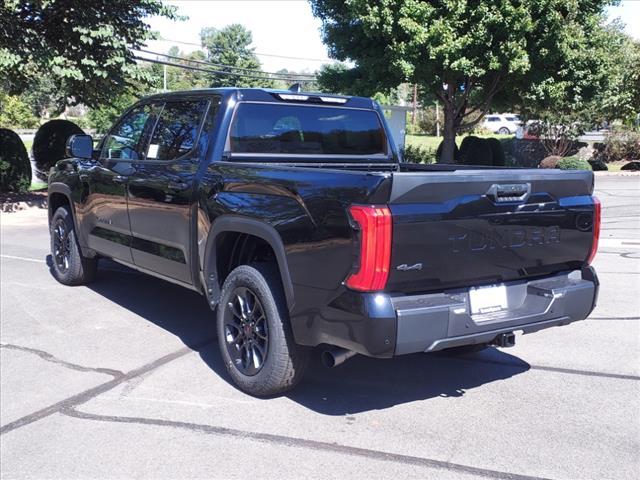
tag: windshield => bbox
[229,103,388,156]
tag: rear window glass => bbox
[229,103,387,156]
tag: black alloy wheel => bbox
[52,218,72,273]
[223,286,269,376]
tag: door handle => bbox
[113,175,127,184]
[168,181,190,191]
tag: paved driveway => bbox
[1,175,639,479]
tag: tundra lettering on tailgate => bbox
[449,225,561,253]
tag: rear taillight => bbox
[587,196,601,264]
[345,205,392,292]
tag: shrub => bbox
[402,144,436,164]
[539,155,562,168]
[0,128,32,193]
[436,140,459,163]
[486,138,506,166]
[459,136,493,165]
[598,130,640,163]
[621,161,640,171]
[588,159,608,171]
[32,119,83,181]
[556,157,592,170]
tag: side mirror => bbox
[66,134,94,160]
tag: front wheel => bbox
[498,127,510,135]
[217,263,309,396]
[50,205,97,285]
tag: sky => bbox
[146,0,640,74]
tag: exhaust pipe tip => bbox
[321,347,357,368]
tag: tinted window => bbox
[229,103,387,156]
[147,100,208,161]
[486,116,500,122]
[101,104,153,160]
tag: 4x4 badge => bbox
[396,263,423,271]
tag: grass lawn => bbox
[23,139,33,151]
[406,133,512,150]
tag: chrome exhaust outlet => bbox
[321,347,357,368]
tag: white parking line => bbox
[0,254,45,263]
[599,239,640,248]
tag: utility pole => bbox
[435,101,440,137]
[412,83,417,125]
[163,65,167,92]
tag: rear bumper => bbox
[291,267,598,358]
[391,267,599,355]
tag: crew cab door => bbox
[126,97,217,284]
[84,104,155,263]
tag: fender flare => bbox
[47,182,76,225]
[203,215,295,310]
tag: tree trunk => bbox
[440,101,457,163]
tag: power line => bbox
[134,48,316,80]
[153,37,336,63]
[133,56,316,83]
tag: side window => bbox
[146,100,208,161]
[487,116,499,122]
[101,104,153,160]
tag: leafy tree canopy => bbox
[200,24,272,88]
[311,0,618,162]
[0,0,177,108]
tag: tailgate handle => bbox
[487,183,530,203]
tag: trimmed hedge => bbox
[486,137,506,166]
[588,159,608,171]
[557,157,592,171]
[33,119,83,181]
[0,128,32,193]
[436,140,459,163]
[459,136,493,166]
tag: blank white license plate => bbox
[469,284,508,314]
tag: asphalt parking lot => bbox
[1,175,639,480]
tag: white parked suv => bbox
[482,114,521,134]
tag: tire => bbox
[498,127,510,135]
[50,206,97,285]
[217,263,309,396]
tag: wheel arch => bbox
[203,216,295,311]
[48,183,75,226]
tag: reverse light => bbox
[346,205,392,292]
[587,196,601,264]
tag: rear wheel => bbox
[217,263,309,396]
[50,206,97,285]
[498,127,510,135]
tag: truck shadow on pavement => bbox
[59,258,531,415]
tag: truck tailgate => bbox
[386,169,596,293]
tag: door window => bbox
[146,100,208,161]
[101,104,153,160]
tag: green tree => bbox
[200,24,272,88]
[87,91,139,134]
[0,0,177,109]
[0,92,39,128]
[311,0,615,163]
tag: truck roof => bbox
[142,87,377,109]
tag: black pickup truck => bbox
[48,88,600,395]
